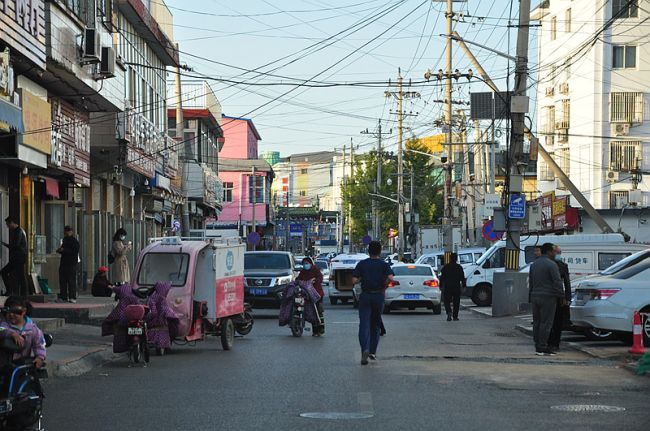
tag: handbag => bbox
[107,251,115,264]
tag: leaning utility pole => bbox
[176,46,190,238]
[251,165,256,250]
[443,0,454,264]
[505,0,532,271]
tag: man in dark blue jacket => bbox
[1,217,27,296]
[57,226,80,303]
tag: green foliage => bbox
[341,138,444,246]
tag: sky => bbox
[165,0,530,157]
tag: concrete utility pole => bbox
[176,47,190,238]
[361,120,392,240]
[443,0,454,264]
[349,139,355,253]
[505,0,532,271]
[342,144,348,253]
[251,165,256,250]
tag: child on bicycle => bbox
[0,296,46,368]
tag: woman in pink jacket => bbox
[0,296,46,368]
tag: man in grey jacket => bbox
[529,242,564,356]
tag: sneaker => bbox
[68,299,77,304]
[453,317,459,321]
[447,315,452,322]
[536,350,550,356]
[547,350,557,356]
[368,354,377,361]
[361,351,369,365]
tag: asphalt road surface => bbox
[43,305,650,431]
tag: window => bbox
[299,190,306,197]
[555,99,570,129]
[138,253,190,287]
[550,16,557,40]
[458,253,474,265]
[565,8,571,32]
[610,92,643,122]
[524,246,539,264]
[538,156,555,181]
[609,191,629,209]
[613,0,638,18]
[613,45,637,69]
[598,252,631,271]
[556,147,570,177]
[392,266,433,276]
[223,182,233,203]
[542,105,555,134]
[609,140,640,171]
[300,168,308,175]
[486,248,506,269]
[248,175,265,204]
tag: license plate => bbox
[250,288,268,296]
[0,400,12,414]
[127,327,143,335]
[295,297,305,305]
[404,294,420,300]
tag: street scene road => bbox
[43,305,650,431]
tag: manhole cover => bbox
[300,412,374,420]
[550,405,625,412]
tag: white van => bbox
[328,253,368,305]
[464,234,648,306]
[415,247,485,272]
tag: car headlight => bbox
[276,276,292,286]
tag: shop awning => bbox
[0,98,24,133]
[45,178,60,198]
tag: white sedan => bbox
[353,263,442,314]
[571,259,650,345]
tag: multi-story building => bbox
[167,80,223,229]
[532,0,650,209]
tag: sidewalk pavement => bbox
[29,294,116,325]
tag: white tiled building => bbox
[532,0,650,209]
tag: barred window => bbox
[609,140,640,171]
[610,92,643,123]
[609,191,629,209]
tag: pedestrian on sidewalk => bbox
[440,252,466,321]
[296,257,325,336]
[1,217,28,297]
[57,226,80,303]
[529,242,564,356]
[111,228,132,285]
[548,245,571,352]
[352,241,394,365]
[91,266,114,297]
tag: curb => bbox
[48,346,119,378]
[33,318,66,333]
[515,323,533,336]
[461,304,493,318]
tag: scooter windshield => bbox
[138,252,190,286]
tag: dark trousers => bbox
[358,292,384,354]
[313,299,325,335]
[59,264,78,300]
[548,302,569,348]
[443,286,461,318]
[532,295,558,351]
[1,260,27,296]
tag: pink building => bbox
[220,115,262,159]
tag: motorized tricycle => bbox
[131,236,253,350]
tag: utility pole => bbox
[505,0,532,271]
[342,144,347,253]
[176,45,190,238]
[443,0,454,264]
[361,120,392,240]
[348,139,355,253]
[251,165,256,251]
[385,69,419,259]
[409,169,415,258]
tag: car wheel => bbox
[642,307,650,346]
[433,303,442,315]
[341,298,349,305]
[584,327,615,341]
[471,284,492,307]
[330,297,338,306]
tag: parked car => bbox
[328,253,368,305]
[353,263,441,314]
[315,259,330,282]
[416,247,485,272]
[244,251,298,308]
[571,259,650,345]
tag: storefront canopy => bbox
[0,98,24,133]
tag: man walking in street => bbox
[440,252,466,321]
[529,242,564,356]
[57,226,80,303]
[352,241,394,365]
[1,217,27,296]
[548,245,571,352]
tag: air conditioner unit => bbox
[545,87,555,97]
[99,46,115,78]
[606,170,619,183]
[559,83,569,95]
[611,123,630,136]
[82,28,101,63]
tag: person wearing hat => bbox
[91,267,114,297]
[56,226,80,303]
